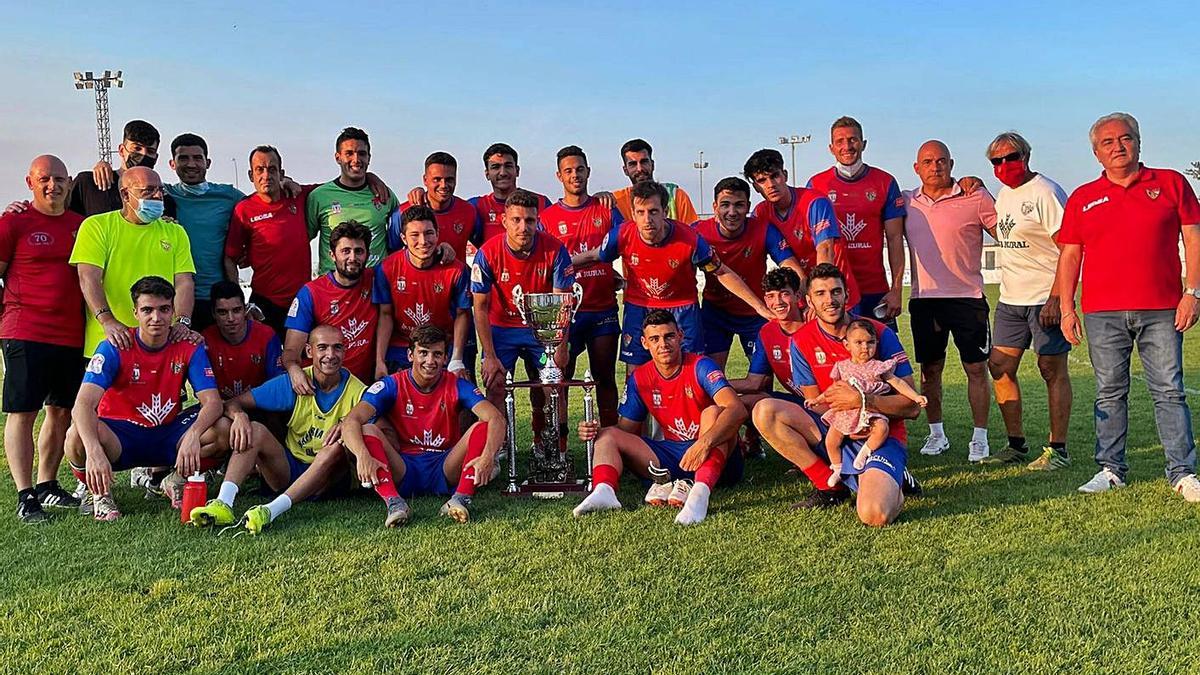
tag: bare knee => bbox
[1037,355,1067,383]
[963,360,988,380]
[64,426,83,460]
[857,502,893,528]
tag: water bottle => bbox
[180,473,207,524]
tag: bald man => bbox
[902,140,998,462]
[189,324,367,534]
[0,156,88,522]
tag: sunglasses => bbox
[989,151,1023,166]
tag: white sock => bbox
[929,422,945,437]
[572,483,622,517]
[972,427,988,444]
[217,481,239,507]
[675,482,712,525]
[266,494,292,522]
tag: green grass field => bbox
[4,286,1200,673]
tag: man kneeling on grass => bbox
[189,324,366,534]
[574,309,747,525]
[340,325,506,525]
[66,276,225,521]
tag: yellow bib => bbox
[286,367,366,463]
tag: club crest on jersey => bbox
[558,222,568,235]
[171,360,184,375]
[623,334,632,345]
[772,345,782,361]
[1021,201,1036,216]
[216,354,225,368]
[865,190,877,202]
[827,191,837,203]
[360,288,370,300]
[630,253,640,266]
[329,300,340,316]
[593,217,603,228]
[288,204,297,214]
[331,202,342,214]
[684,385,694,399]
[405,400,414,416]
[454,221,464,234]
[488,212,497,222]
[1146,187,1161,200]
[501,270,510,283]
[160,240,172,251]
[842,213,866,241]
[652,390,662,407]
[667,259,680,269]
[396,277,407,292]
[433,282,444,294]
[249,353,262,365]
[814,347,827,365]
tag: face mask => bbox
[178,181,210,195]
[993,160,1029,189]
[835,159,864,179]
[133,197,164,222]
[124,152,157,170]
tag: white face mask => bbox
[835,159,865,179]
[178,181,210,195]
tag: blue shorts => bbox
[488,326,545,373]
[802,407,907,491]
[399,451,452,497]
[621,303,704,365]
[569,308,621,357]
[701,304,765,357]
[645,438,744,487]
[106,408,199,471]
[284,447,313,485]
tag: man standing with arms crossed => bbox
[1056,113,1200,500]
[0,156,86,522]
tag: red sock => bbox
[363,436,399,501]
[198,456,223,472]
[70,464,86,485]
[593,463,620,490]
[694,448,728,488]
[455,423,490,496]
[801,460,835,491]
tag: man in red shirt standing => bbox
[224,145,313,337]
[0,155,87,522]
[1056,112,1200,501]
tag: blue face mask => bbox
[134,197,165,222]
[178,181,210,195]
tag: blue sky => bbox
[1,1,1197,205]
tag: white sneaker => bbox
[1173,474,1200,503]
[968,439,990,463]
[1078,468,1127,494]
[920,434,950,456]
[667,479,693,508]
[643,482,672,507]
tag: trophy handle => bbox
[570,283,584,323]
[512,284,526,325]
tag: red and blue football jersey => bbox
[808,166,906,295]
[691,216,793,316]
[598,220,716,309]
[361,370,485,454]
[470,191,553,245]
[84,329,217,427]
[619,353,731,442]
[286,269,379,383]
[540,197,623,312]
[372,250,469,350]
[789,319,912,442]
[470,232,575,328]
[748,319,802,395]
[753,186,861,306]
[389,197,482,263]
[202,320,284,399]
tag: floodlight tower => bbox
[73,70,124,161]
[692,151,709,209]
[777,134,811,181]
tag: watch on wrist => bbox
[176,315,192,327]
[1185,287,1200,299]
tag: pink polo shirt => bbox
[904,184,997,299]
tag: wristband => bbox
[95,307,112,319]
[448,359,466,372]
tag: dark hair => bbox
[630,181,669,210]
[556,145,587,167]
[641,309,677,331]
[401,205,438,232]
[171,133,208,158]
[483,143,518,166]
[845,318,879,341]
[743,149,785,179]
[329,220,373,250]
[130,275,174,303]
[831,116,864,138]
[713,176,751,201]
[425,151,457,170]
[763,267,802,293]
[248,145,282,166]
[209,280,245,307]
[409,325,449,351]
[123,120,160,147]
[335,127,370,152]
[808,262,845,286]
[620,138,652,160]
[504,189,541,210]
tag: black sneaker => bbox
[901,470,924,497]
[37,481,81,509]
[791,488,850,510]
[17,494,49,524]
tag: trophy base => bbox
[503,479,588,499]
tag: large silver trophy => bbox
[503,283,596,496]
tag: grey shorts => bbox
[993,302,1070,355]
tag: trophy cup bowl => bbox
[513,284,583,384]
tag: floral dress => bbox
[820,357,898,435]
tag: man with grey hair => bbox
[1055,112,1200,500]
[980,132,1073,470]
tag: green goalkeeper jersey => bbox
[306,179,398,273]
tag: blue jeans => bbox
[1084,310,1195,483]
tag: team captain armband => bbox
[698,252,721,274]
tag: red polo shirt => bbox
[1058,165,1200,313]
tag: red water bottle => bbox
[180,473,207,524]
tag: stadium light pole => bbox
[73,70,124,162]
[777,134,811,181]
[692,151,709,209]
[232,157,240,190]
